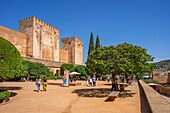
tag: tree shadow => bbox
[0,86,22,90]
[9,92,17,97]
[118,91,136,98]
[72,88,111,98]
[104,83,112,86]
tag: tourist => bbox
[36,76,41,92]
[107,76,110,82]
[86,77,89,86]
[93,74,96,86]
[42,76,47,91]
[90,77,93,86]
[54,74,57,81]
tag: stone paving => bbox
[0,80,141,113]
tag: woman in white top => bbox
[36,76,41,92]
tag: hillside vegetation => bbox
[154,60,170,71]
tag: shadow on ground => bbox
[72,88,111,98]
[104,83,112,86]
[10,92,17,97]
[0,86,22,90]
[72,88,137,98]
[118,90,136,98]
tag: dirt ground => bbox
[0,80,141,113]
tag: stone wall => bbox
[149,84,170,96]
[153,71,169,83]
[19,17,34,57]
[139,80,170,113]
[74,37,83,65]
[19,16,60,62]
[59,48,68,63]
[168,73,170,83]
[61,36,83,65]
[0,26,27,56]
[1,16,83,67]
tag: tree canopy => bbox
[86,43,154,77]
[0,37,23,81]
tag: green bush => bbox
[23,60,53,81]
[0,37,23,81]
[0,90,10,102]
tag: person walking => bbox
[42,76,47,91]
[36,76,41,92]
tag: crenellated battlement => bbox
[19,16,34,22]
[19,16,59,31]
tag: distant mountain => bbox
[154,59,170,71]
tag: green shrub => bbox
[23,60,53,81]
[0,37,23,81]
[0,90,10,102]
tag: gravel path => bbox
[0,80,141,113]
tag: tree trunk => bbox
[111,73,118,91]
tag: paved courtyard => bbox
[0,80,141,113]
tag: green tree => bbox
[95,35,100,50]
[22,60,53,80]
[87,43,154,90]
[88,32,94,55]
[70,65,87,80]
[86,32,95,74]
[0,37,23,81]
[61,63,74,75]
[70,65,87,76]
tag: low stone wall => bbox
[139,80,170,113]
[149,84,170,96]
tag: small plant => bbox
[0,90,10,103]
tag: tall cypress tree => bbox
[95,35,100,50]
[88,32,94,55]
[86,32,94,73]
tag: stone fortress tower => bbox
[0,16,83,72]
[61,37,83,65]
[19,16,60,62]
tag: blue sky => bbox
[0,0,170,63]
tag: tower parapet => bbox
[19,16,60,62]
[61,36,83,65]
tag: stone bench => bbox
[107,91,120,101]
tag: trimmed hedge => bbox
[0,37,23,81]
[0,90,10,102]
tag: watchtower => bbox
[19,16,60,62]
